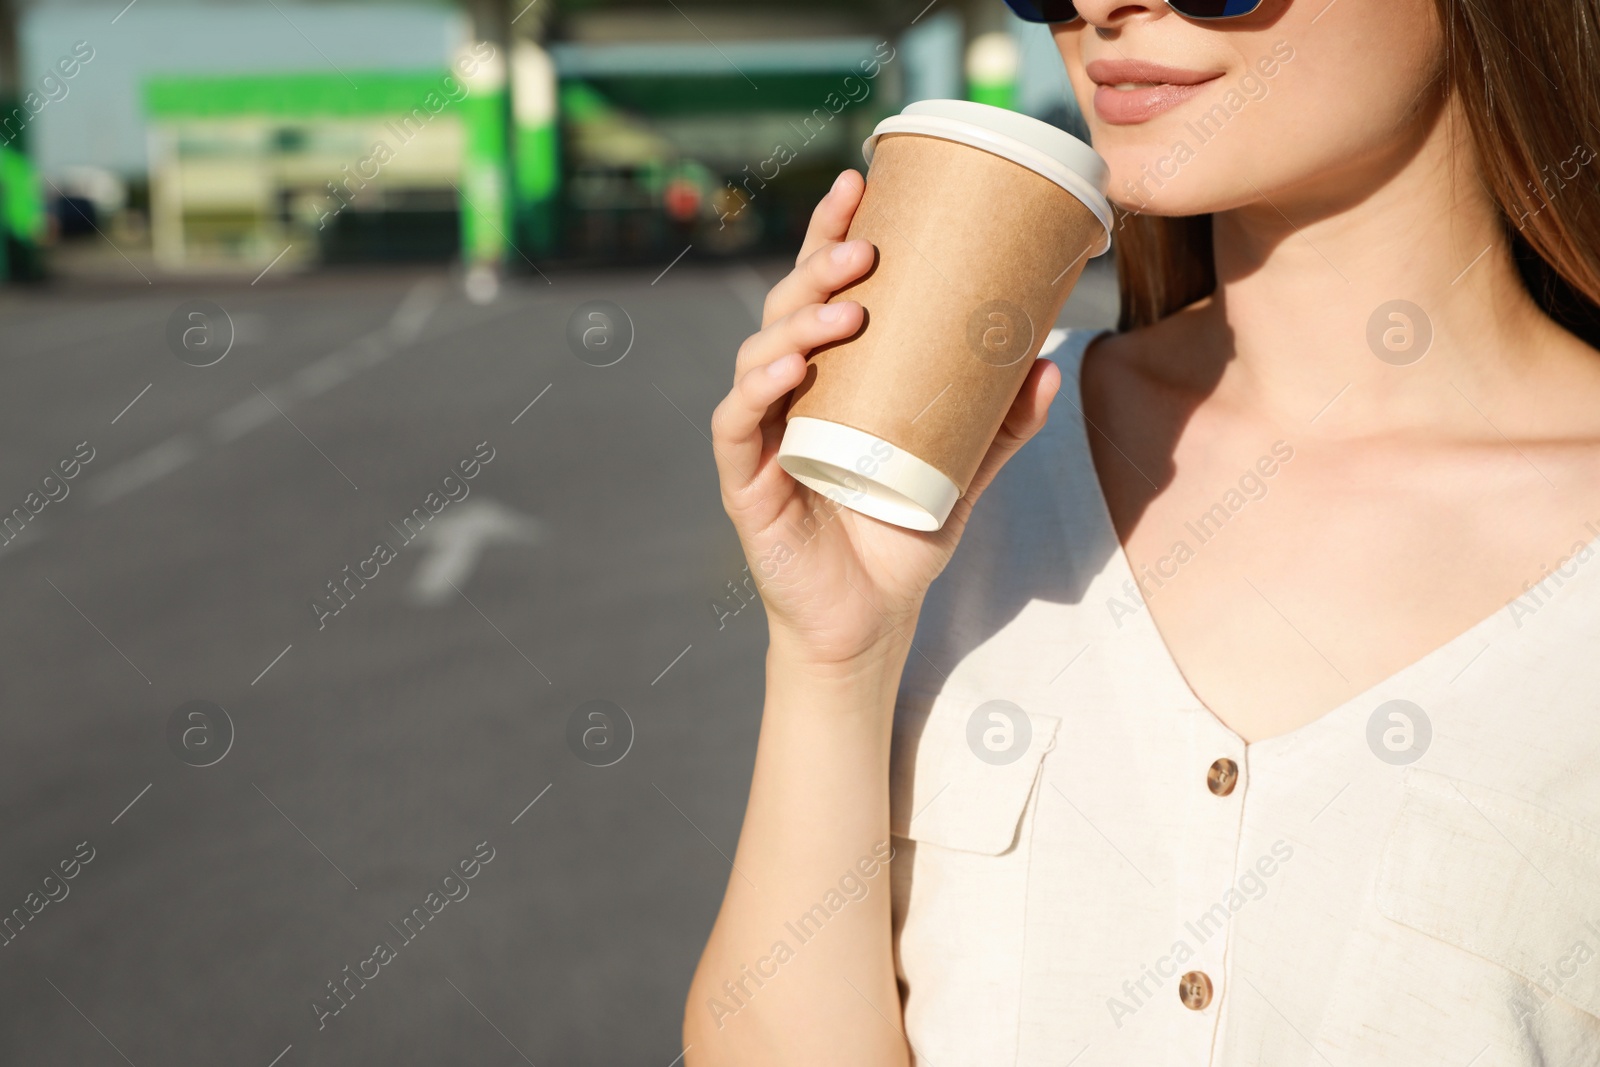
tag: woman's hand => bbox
[711,168,1063,668]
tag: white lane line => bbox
[0,526,42,556]
[251,644,293,686]
[265,1045,293,1067]
[388,279,445,343]
[84,436,199,506]
[111,383,152,425]
[209,278,441,440]
[111,782,153,824]
[290,351,361,396]
[209,394,282,444]
[76,282,534,514]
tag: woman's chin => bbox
[1094,145,1257,219]
[1104,186,1216,218]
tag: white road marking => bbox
[83,279,449,510]
[34,283,553,536]
[408,500,544,606]
[388,280,445,343]
[208,394,281,444]
[84,436,200,506]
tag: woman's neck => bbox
[1196,94,1556,437]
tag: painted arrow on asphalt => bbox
[407,499,544,606]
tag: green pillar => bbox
[457,40,512,267]
[511,38,559,260]
[0,114,45,282]
[965,31,1019,110]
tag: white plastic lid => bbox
[777,417,963,532]
[862,98,1113,256]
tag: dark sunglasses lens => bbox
[1166,0,1262,16]
[1002,0,1080,23]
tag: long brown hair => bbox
[1114,0,1600,346]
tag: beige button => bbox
[1179,970,1213,1010]
[1207,758,1239,797]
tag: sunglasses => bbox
[1002,0,1262,22]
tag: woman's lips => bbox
[1085,59,1224,125]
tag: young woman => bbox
[687,1,1600,1063]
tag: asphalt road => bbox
[0,253,1116,1066]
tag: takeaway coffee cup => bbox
[776,99,1114,531]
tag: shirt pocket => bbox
[888,687,1062,1065]
[1375,767,1600,1019]
[889,685,1061,855]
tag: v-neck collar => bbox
[1053,327,1600,755]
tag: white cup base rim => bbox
[776,417,962,532]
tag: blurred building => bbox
[2,0,1084,281]
[144,71,467,269]
[551,12,904,263]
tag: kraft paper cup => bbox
[776,99,1113,532]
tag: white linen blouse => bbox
[888,327,1600,1066]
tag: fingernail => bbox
[830,170,850,196]
[766,352,799,378]
[831,240,858,264]
[818,302,847,323]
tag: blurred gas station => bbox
[0,0,1087,287]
